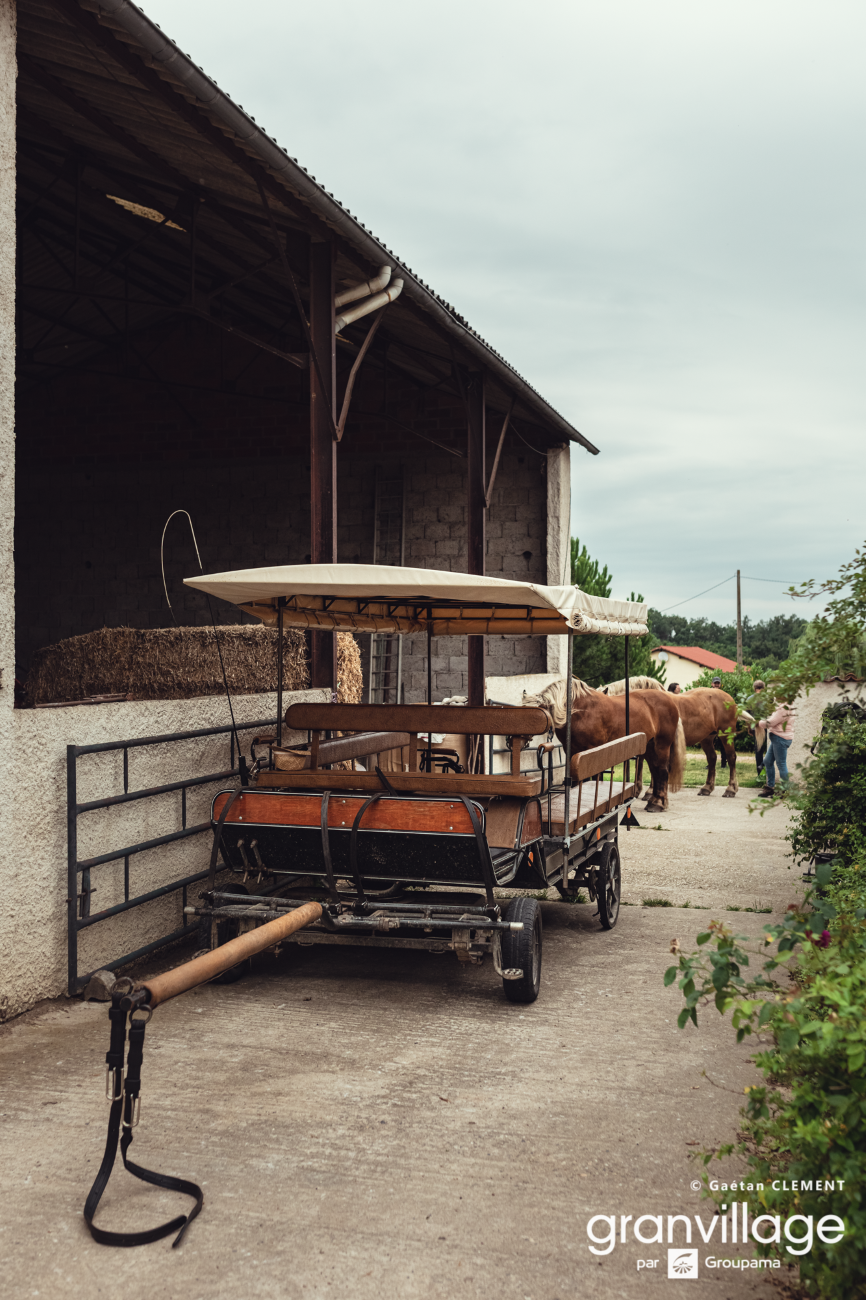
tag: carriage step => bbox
[501,968,524,980]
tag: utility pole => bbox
[736,569,743,669]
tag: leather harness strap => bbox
[319,790,341,903]
[456,795,498,909]
[84,990,202,1248]
[207,788,244,892]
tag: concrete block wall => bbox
[398,445,548,700]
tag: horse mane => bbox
[602,675,665,696]
[523,675,597,727]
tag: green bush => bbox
[665,865,866,1297]
[788,715,866,870]
[683,666,756,706]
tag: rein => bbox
[84,980,202,1248]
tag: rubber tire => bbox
[211,882,249,984]
[595,841,621,931]
[500,897,543,1004]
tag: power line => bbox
[661,575,734,612]
[742,575,797,584]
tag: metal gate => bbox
[66,716,274,995]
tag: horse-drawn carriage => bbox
[184,564,650,1004]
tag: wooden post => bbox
[736,569,743,669]
[309,239,337,693]
[467,372,486,710]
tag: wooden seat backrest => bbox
[286,703,549,739]
[574,732,647,782]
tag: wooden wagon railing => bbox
[543,732,647,836]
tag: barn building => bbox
[0,0,598,1017]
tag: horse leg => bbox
[643,745,670,812]
[698,737,717,796]
[721,737,739,797]
[634,754,645,798]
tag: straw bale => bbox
[337,633,363,706]
[25,627,362,706]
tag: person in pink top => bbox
[758,699,797,797]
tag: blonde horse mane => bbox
[523,676,597,728]
[602,675,665,695]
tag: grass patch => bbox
[559,889,589,904]
[682,749,762,790]
[608,752,763,791]
[725,904,773,914]
[642,897,711,909]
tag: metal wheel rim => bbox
[606,853,621,918]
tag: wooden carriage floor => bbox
[545,780,638,835]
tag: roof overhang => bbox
[87,0,597,453]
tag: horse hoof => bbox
[697,788,712,797]
[723,789,737,798]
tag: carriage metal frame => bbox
[184,566,648,1003]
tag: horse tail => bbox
[668,717,686,793]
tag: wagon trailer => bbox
[179,563,650,1004]
[84,564,649,1246]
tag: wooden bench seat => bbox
[285,702,549,738]
[546,781,638,835]
[255,768,544,797]
[283,702,551,780]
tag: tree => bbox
[765,541,866,707]
[570,537,612,599]
[646,609,807,669]
[570,538,664,687]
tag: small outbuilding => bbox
[651,645,738,688]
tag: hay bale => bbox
[337,633,363,706]
[25,627,362,706]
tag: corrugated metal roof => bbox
[16,0,597,452]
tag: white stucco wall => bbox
[0,691,331,1021]
[651,650,710,689]
[0,1,16,1013]
[791,679,864,776]
[546,444,570,678]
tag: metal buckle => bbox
[122,1095,141,1129]
[105,1065,124,1102]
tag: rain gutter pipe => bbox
[94,0,600,455]
[335,279,403,333]
[335,266,391,309]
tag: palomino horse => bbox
[524,677,685,812]
[602,677,749,797]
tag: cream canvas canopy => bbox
[184,564,648,638]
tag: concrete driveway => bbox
[0,791,803,1299]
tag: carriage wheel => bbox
[500,897,543,1003]
[595,842,621,930]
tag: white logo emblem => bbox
[667,1248,699,1278]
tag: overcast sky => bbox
[142,0,865,623]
